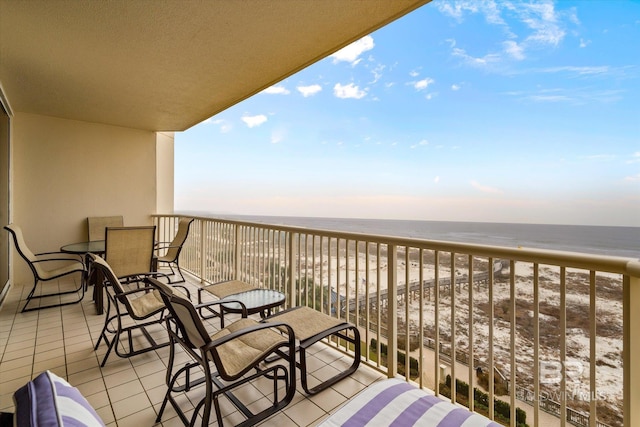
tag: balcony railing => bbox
[153,214,640,427]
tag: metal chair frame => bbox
[4,224,86,312]
[155,217,194,283]
[89,253,189,366]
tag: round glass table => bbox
[60,240,105,255]
[220,289,286,327]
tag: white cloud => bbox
[538,66,610,76]
[503,40,525,60]
[271,128,286,144]
[452,47,501,68]
[471,180,503,194]
[241,114,267,128]
[369,63,386,84]
[579,38,591,48]
[414,78,435,91]
[262,85,290,95]
[333,83,367,99]
[297,84,322,97]
[434,176,440,184]
[410,139,429,149]
[626,152,640,164]
[519,1,566,46]
[212,119,232,133]
[409,69,420,77]
[624,174,640,182]
[451,84,461,91]
[584,154,615,161]
[330,35,375,65]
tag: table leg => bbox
[90,268,104,315]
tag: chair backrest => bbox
[4,224,45,278]
[87,253,126,296]
[105,226,155,278]
[87,216,124,241]
[4,224,36,262]
[150,278,211,350]
[163,217,194,261]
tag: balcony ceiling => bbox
[0,0,429,132]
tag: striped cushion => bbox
[13,371,104,427]
[318,378,501,427]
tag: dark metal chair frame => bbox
[4,224,86,312]
[150,278,297,427]
[88,253,189,366]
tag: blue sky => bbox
[175,0,640,227]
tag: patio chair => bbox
[87,253,189,366]
[155,217,194,283]
[4,224,86,312]
[149,278,297,427]
[87,215,123,241]
[104,225,170,284]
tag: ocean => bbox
[202,214,640,259]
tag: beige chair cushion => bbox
[128,290,165,317]
[266,306,345,341]
[203,280,256,299]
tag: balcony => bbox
[152,214,638,427]
[1,214,638,427]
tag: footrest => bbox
[264,306,361,394]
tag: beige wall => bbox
[156,131,174,214]
[10,113,170,284]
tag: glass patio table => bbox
[219,289,286,327]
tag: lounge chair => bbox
[4,224,86,312]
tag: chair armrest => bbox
[195,299,248,317]
[140,276,192,299]
[33,254,85,267]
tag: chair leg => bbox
[21,277,86,313]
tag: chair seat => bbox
[36,261,85,281]
[208,318,289,378]
[128,290,165,317]
[270,306,346,341]
[202,280,256,299]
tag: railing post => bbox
[387,243,397,378]
[624,264,640,427]
[234,224,241,280]
[287,232,296,309]
[199,219,205,284]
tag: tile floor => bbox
[0,272,385,426]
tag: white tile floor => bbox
[0,272,384,427]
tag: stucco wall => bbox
[10,113,161,285]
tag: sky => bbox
[175,0,640,227]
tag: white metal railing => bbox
[153,214,640,427]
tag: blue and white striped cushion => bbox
[318,378,501,427]
[13,371,105,427]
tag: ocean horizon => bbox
[179,212,640,259]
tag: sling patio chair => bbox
[150,278,297,427]
[87,215,123,241]
[5,224,86,312]
[87,253,190,366]
[104,225,171,285]
[155,217,194,283]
